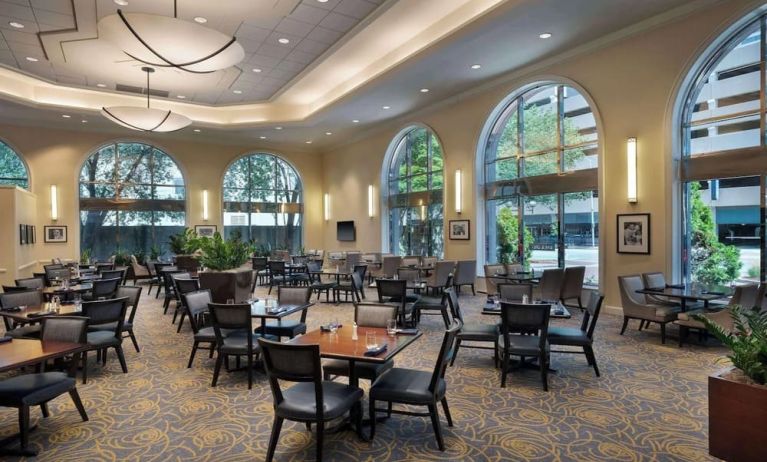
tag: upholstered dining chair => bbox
[483,264,506,296]
[151,263,175,297]
[100,269,126,285]
[89,286,143,353]
[376,279,419,326]
[560,266,586,310]
[335,270,364,303]
[549,292,604,376]
[259,338,364,462]
[498,283,533,302]
[209,302,262,389]
[401,255,421,267]
[0,316,89,455]
[538,268,564,301]
[251,257,269,291]
[183,289,216,368]
[0,290,44,338]
[498,301,551,390]
[640,271,683,310]
[426,260,455,295]
[130,255,151,285]
[267,261,291,295]
[161,270,189,312]
[446,288,498,367]
[617,274,680,344]
[674,283,759,346]
[416,275,453,328]
[173,277,201,330]
[381,255,402,278]
[254,286,312,340]
[81,297,129,384]
[14,277,45,290]
[85,277,121,301]
[452,260,476,295]
[369,320,461,451]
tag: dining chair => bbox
[89,286,143,352]
[426,261,455,295]
[209,302,261,389]
[251,257,269,291]
[498,283,533,302]
[183,289,216,368]
[259,338,364,462]
[173,277,201,330]
[376,279,418,326]
[674,283,759,346]
[0,316,89,454]
[483,264,506,296]
[335,271,364,303]
[44,268,71,286]
[445,288,498,367]
[151,263,175,297]
[86,277,121,301]
[498,301,551,390]
[343,252,362,273]
[369,320,461,451]
[381,255,402,278]
[549,292,604,376]
[100,269,126,285]
[538,268,564,301]
[505,263,524,275]
[130,255,151,285]
[452,260,476,295]
[81,297,129,384]
[254,286,312,340]
[0,290,44,338]
[401,255,421,267]
[640,271,683,310]
[161,270,189,312]
[267,261,291,295]
[14,277,45,290]
[416,275,453,328]
[560,266,586,310]
[617,274,680,344]
[307,261,336,302]
[323,302,398,382]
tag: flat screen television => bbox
[337,221,356,241]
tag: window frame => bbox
[0,139,30,190]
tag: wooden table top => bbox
[482,300,572,319]
[250,300,313,319]
[636,286,731,301]
[490,271,542,282]
[0,338,87,373]
[0,303,82,323]
[289,326,422,363]
[42,284,92,295]
[368,279,427,290]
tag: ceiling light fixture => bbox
[232,89,242,94]
[81,120,88,123]
[101,66,191,132]
[61,115,71,118]
[325,132,332,135]
[470,64,481,69]
[96,83,107,88]
[193,129,201,132]
[259,136,266,139]
[278,38,290,44]
[9,22,24,29]
[25,57,38,62]
[114,0,129,5]
[318,0,329,3]
[98,0,244,73]
[352,119,359,123]
[275,126,283,130]
[382,106,390,110]
[305,141,312,144]
[420,88,429,93]
[193,17,207,24]
[177,95,186,99]
[252,68,262,73]
[539,32,552,39]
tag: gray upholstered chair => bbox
[90,286,142,352]
[381,255,402,278]
[498,283,533,302]
[549,292,604,376]
[0,290,44,338]
[401,255,421,267]
[251,256,269,290]
[254,286,312,340]
[426,260,455,295]
[343,252,362,273]
[81,297,129,383]
[498,302,551,390]
[376,279,418,326]
[483,264,506,296]
[259,338,363,462]
[447,288,498,367]
[209,302,261,389]
[369,320,460,451]
[323,303,398,382]
[130,255,151,285]
[422,256,438,268]
[86,277,121,301]
[505,263,524,275]
[173,277,201,330]
[617,275,680,344]
[674,283,759,346]
[452,260,476,295]
[560,266,586,310]
[640,272,682,309]
[538,268,564,301]
[100,269,126,284]
[0,316,89,455]
[183,289,216,368]
[14,277,44,290]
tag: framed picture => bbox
[448,220,470,240]
[617,213,650,254]
[44,225,68,243]
[195,225,217,238]
[19,224,26,245]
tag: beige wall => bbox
[0,186,38,285]
[319,0,762,309]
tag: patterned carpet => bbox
[0,285,727,461]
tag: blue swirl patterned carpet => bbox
[0,286,727,461]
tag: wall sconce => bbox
[50,185,58,221]
[627,137,637,203]
[323,193,330,221]
[202,189,209,221]
[454,169,463,214]
[368,185,375,218]
[419,199,426,221]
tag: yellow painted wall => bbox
[0,186,38,285]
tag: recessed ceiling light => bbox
[193,17,207,24]
[539,32,552,39]
[275,126,283,130]
[25,57,38,62]
[114,0,128,5]
[259,136,266,139]
[325,132,332,135]
[193,129,201,132]
[317,0,328,3]
[233,90,242,94]
[81,120,88,123]
[352,119,359,123]
[305,140,312,144]
[470,64,481,69]
[9,22,24,29]
[177,95,186,99]
[420,88,429,93]
[252,68,262,73]
[61,114,71,118]
[382,106,390,110]
[96,83,107,88]
[278,38,290,44]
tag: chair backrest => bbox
[354,302,397,327]
[498,283,533,302]
[382,256,402,278]
[445,288,463,323]
[483,264,506,295]
[730,283,760,310]
[561,266,586,299]
[46,267,71,284]
[95,263,114,274]
[175,278,201,299]
[429,321,462,394]
[51,258,63,266]
[3,285,30,293]
[582,292,604,339]
[353,264,367,280]
[376,278,407,302]
[432,261,455,287]
[82,297,128,337]
[44,263,64,273]
[453,260,476,285]
[258,338,323,411]
[14,277,45,289]
[154,263,174,276]
[505,263,524,275]
[268,260,286,276]
[277,286,312,305]
[422,256,438,268]
[101,269,125,283]
[397,268,419,282]
[130,255,148,276]
[163,270,188,293]
[182,290,212,332]
[351,272,364,298]
[0,289,43,308]
[91,278,121,299]
[499,302,550,350]
[344,252,362,272]
[41,316,88,343]
[306,260,321,273]
[539,268,565,300]
[641,272,667,290]
[116,285,142,324]
[252,257,268,271]
[617,274,647,307]
[402,256,420,267]
[208,303,252,342]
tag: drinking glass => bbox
[73,294,82,311]
[330,318,339,334]
[366,332,378,349]
[226,298,235,305]
[387,319,397,336]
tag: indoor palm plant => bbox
[197,232,253,303]
[694,307,767,461]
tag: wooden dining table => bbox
[481,299,572,319]
[0,303,81,325]
[249,300,313,335]
[635,285,731,312]
[42,284,92,296]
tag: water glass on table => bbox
[387,319,397,336]
[366,331,378,349]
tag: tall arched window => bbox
[680,12,766,285]
[222,153,303,252]
[481,83,599,284]
[0,141,29,189]
[386,126,444,257]
[79,142,186,260]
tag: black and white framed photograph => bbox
[617,213,650,254]
[448,220,470,240]
[44,225,68,243]
[195,225,217,238]
[19,224,26,245]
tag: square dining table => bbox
[249,299,313,335]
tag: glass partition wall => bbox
[483,83,599,285]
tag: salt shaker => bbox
[352,322,358,340]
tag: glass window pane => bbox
[564,191,599,286]
[80,210,117,261]
[564,146,598,171]
[409,129,429,176]
[0,142,29,188]
[224,187,248,202]
[223,157,251,190]
[154,185,185,200]
[563,88,597,146]
[431,171,444,191]
[523,86,558,153]
[524,151,558,177]
[117,143,151,185]
[250,155,275,189]
[153,150,184,186]
[410,174,429,193]
[80,145,115,183]
[524,195,559,270]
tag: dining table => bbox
[635,285,731,311]
[481,299,572,319]
[42,283,92,298]
[0,303,82,326]
[249,299,313,336]
[368,278,427,291]
[490,270,543,283]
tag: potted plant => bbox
[80,249,91,265]
[169,228,202,272]
[694,307,767,462]
[197,232,253,303]
[149,245,161,262]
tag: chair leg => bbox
[493,338,499,369]
[81,351,88,384]
[441,398,453,427]
[620,316,629,335]
[176,312,186,333]
[441,307,450,329]
[540,353,549,392]
[247,353,253,390]
[501,350,509,388]
[40,402,49,418]
[19,405,29,449]
[585,346,600,377]
[369,399,377,440]
[450,339,461,366]
[471,284,475,296]
[188,341,199,368]
[126,329,140,353]
[660,323,666,344]
[69,388,88,421]
[638,320,646,331]
[265,415,283,462]
[428,404,445,451]
[678,326,686,347]
[115,345,128,373]
[577,296,583,311]
[212,353,225,387]
[316,420,324,462]
[387,401,392,418]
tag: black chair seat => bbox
[370,368,446,405]
[219,333,264,355]
[458,323,498,341]
[0,372,74,406]
[322,358,393,381]
[417,295,444,307]
[387,295,420,305]
[497,335,549,356]
[195,326,216,342]
[254,321,307,339]
[89,321,132,332]
[547,327,591,346]
[277,381,363,421]
[6,324,41,339]
[86,331,120,348]
[311,282,336,290]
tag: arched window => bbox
[0,141,29,189]
[481,83,599,284]
[680,13,765,285]
[386,126,444,257]
[79,142,186,260]
[222,153,303,252]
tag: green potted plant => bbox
[149,245,161,261]
[169,228,202,272]
[694,307,767,461]
[80,248,91,265]
[197,232,253,303]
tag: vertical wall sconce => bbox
[202,189,209,221]
[323,193,330,221]
[419,199,426,221]
[50,185,58,221]
[454,169,463,214]
[627,137,637,203]
[368,185,375,218]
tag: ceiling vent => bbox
[115,83,169,98]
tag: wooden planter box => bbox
[199,268,253,304]
[709,367,767,462]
